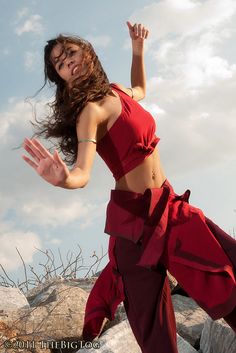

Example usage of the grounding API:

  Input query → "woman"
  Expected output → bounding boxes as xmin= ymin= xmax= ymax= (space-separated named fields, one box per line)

xmin=22 ymin=22 xmax=236 ymax=353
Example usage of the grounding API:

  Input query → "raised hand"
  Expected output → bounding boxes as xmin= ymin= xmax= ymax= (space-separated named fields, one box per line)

xmin=126 ymin=21 xmax=149 ymax=41
xmin=22 ymin=138 xmax=70 ymax=187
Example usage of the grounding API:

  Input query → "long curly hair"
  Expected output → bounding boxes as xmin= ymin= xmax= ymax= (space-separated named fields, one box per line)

xmin=31 ymin=34 xmax=112 ymax=165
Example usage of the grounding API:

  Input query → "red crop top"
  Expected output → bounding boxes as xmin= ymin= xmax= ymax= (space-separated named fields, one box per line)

xmin=96 ymin=83 xmax=160 ymax=181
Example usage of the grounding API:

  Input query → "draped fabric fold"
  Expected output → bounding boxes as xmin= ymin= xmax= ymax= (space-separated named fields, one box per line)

xmin=135 ymin=136 xmax=160 ymax=154
xmin=82 ymin=180 xmax=236 ymax=341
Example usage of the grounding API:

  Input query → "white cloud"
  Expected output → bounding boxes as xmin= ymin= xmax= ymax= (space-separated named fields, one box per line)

xmin=128 ymin=0 xmax=236 ymax=174
xmin=129 ymin=0 xmax=236 ymax=40
xmin=18 ymin=198 xmax=105 ymax=228
xmin=0 ymin=97 xmax=107 ymax=232
xmin=15 ymin=14 xmax=44 ymax=36
xmin=140 ymin=102 xmax=166 ymax=120
xmin=46 ymin=238 xmax=62 ymax=245
xmin=85 ymin=34 xmax=112 ymax=48
xmin=0 ymin=97 xmax=50 ymax=145
xmin=24 ymin=51 xmax=40 ymax=72
xmin=145 ymin=73 xmax=236 ymax=174
xmin=16 ymin=7 xmax=30 ymax=21
xmin=0 ymin=224 xmax=41 ymax=271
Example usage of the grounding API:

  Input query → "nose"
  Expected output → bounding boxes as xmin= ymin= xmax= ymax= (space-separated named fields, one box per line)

xmin=66 ymin=58 xmax=74 ymax=68
xmin=61 ymin=53 xmax=74 ymax=68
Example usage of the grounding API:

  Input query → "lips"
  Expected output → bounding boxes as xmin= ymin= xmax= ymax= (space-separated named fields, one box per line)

xmin=72 ymin=65 xmax=79 ymax=76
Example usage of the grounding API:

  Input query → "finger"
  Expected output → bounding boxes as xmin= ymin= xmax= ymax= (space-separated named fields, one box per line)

xmin=22 ymin=155 xmax=38 ymax=170
xmin=126 ymin=21 xmax=133 ymax=30
xmin=24 ymin=138 xmax=46 ymax=160
xmin=145 ymin=30 xmax=149 ymax=39
xmin=31 ymin=138 xmax=53 ymax=159
xmin=138 ymin=24 xmax=142 ymax=37
xmin=133 ymin=23 xmax=138 ymax=36
xmin=23 ymin=142 xmax=40 ymax=163
xmin=53 ymin=150 xmax=63 ymax=164
xmin=142 ymin=27 xmax=146 ymax=38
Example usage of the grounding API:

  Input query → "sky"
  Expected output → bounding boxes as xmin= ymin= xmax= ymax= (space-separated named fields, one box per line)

xmin=0 ymin=0 xmax=236 ymax=287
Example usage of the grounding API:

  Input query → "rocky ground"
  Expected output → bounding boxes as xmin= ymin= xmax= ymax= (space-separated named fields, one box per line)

xmin=0 ymin=273 xmax=235 ymax=353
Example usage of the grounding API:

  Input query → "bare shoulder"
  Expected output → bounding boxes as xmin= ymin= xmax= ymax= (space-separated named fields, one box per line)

xmin=77 ymin=100 xmax=108 ymax=127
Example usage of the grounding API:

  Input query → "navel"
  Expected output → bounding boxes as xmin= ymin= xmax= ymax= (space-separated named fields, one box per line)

xmin=152 ymin=170 xmax=156 ymax=180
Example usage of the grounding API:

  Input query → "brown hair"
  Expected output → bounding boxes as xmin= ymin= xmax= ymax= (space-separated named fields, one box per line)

xmin=31 ymin=34 xmax=112 ymax=165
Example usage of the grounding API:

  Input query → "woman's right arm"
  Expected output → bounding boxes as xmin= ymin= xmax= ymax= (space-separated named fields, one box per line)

xmin=62 ymin=103 xmax=102 ymax=189
xmin=22 ymin=103 xmax=103 ymax=189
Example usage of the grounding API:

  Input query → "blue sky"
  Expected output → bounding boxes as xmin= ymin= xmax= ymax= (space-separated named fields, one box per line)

xmin=1 ymin=0 xmax=236 ymax=286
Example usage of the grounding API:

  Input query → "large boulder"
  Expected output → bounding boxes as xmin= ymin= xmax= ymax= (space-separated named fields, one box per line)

xmin=200 ymin=316 xmax=236 ymax=353
xmin=0 ymin=279 xmax=88 ymax=353
xmin=0 ymin=286 xmax=29 ymax=310
xmin=80 ymin=319 xmax=141 ymax=353
xmin=25 ymin=277 xmax=97 ymax=302
xmin=0 ymin=286 xmax=33 ymax=353
xmin=177 ymin=334 xmax=198 ymax=353
xmin=78 ymin=319 xmax=198 ymax=353
xmin=24 ymin=282 xmax=88 ymax=339
xmin=172 ymin=294 xmax=208 ymax=348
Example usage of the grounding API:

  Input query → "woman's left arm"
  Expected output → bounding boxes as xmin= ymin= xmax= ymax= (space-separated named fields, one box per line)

xmin=127 ymin=21 xmax=149 ymax=101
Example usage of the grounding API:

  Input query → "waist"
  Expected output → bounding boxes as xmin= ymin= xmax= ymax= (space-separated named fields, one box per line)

xmin=115 ymin=147 xmax=166 ymax=193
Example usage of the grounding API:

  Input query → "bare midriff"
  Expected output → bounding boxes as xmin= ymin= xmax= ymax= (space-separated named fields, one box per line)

xmin=115 ymin=146 xmax=166 ymax=194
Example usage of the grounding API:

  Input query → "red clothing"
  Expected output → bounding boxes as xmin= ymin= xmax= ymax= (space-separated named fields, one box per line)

xmin=96 ymin=83 xmax=160 ymax=181
xmin=114 ymin=231 xmax=178 ymax=353
xmin=83 ymin=180 xmax=236 ymax=342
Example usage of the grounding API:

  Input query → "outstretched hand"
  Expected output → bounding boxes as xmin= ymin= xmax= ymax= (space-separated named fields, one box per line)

xmin=22 ymin=138 xmax=70 ymax=187
xmin=126 ymin=21 xmax=149 ymax=41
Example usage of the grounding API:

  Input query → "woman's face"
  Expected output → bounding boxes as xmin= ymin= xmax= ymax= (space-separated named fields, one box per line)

xmin=50 ymin=42 xmax=86 ymax=84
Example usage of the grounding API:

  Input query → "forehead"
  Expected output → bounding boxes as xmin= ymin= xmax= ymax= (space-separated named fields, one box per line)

xmin=50 ymin=42 xmax=80 ymax=63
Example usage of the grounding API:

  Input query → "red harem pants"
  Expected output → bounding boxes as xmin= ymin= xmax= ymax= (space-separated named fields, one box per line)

xmin=107 ymin=180 xmax=236 ymax=353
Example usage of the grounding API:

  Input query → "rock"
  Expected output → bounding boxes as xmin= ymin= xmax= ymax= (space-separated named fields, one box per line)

xmin=200 ymin=316 xmax=236 ymax=353
xmin=0 ymin=286 xmax=29 ymax=310
xmin=78 ymin=319 xmax=198 ymax=353
xmin=2 ymin=276 xmax=230 ymax=353
xmin=26 ymin=277 xmax=97 ymax=304
xmin=0 ymin=281 xmax=88 ymax=353
xmin=172 ymin=294 xmax=208 ymax=348
xmin=0 ymin=321 xmax=52 ymax=353
xmin=22 ymin=283 xmax=88 ymax=339
xmin=78 ymin=319 xmax=141 ymax=353
xmin=69 ymin=277 xmax=97 ymax=293
xmin=177 ymin=334 xmax=198 ymax=353
xmin=102 ymin=303 xmax=127 ymax=331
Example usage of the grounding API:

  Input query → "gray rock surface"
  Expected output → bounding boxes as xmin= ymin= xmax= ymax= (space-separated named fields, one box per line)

xmin=25 ymin=277 xmax=95 ymax=304
xmin=1 ymin=277 xmax=232 ymax=353
xmin=177 ymin=334 xmax=198 ymax=353
xmin=23 ymin=283 xmax=88 ymax=339
xmin=0 ymin=286 xmax=29 ymax=310
xmin=200 ymin=316 xmax=236 ymax=353
xmin=78 ymin=319 xmax=198 ymax=353
xmin=172 ymin=294 xmax=208 ymax=347
xmin=0 ymin=281 xmax=88 ymax=353
xmin=79 ymin=320 xmax=141 ymax=353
